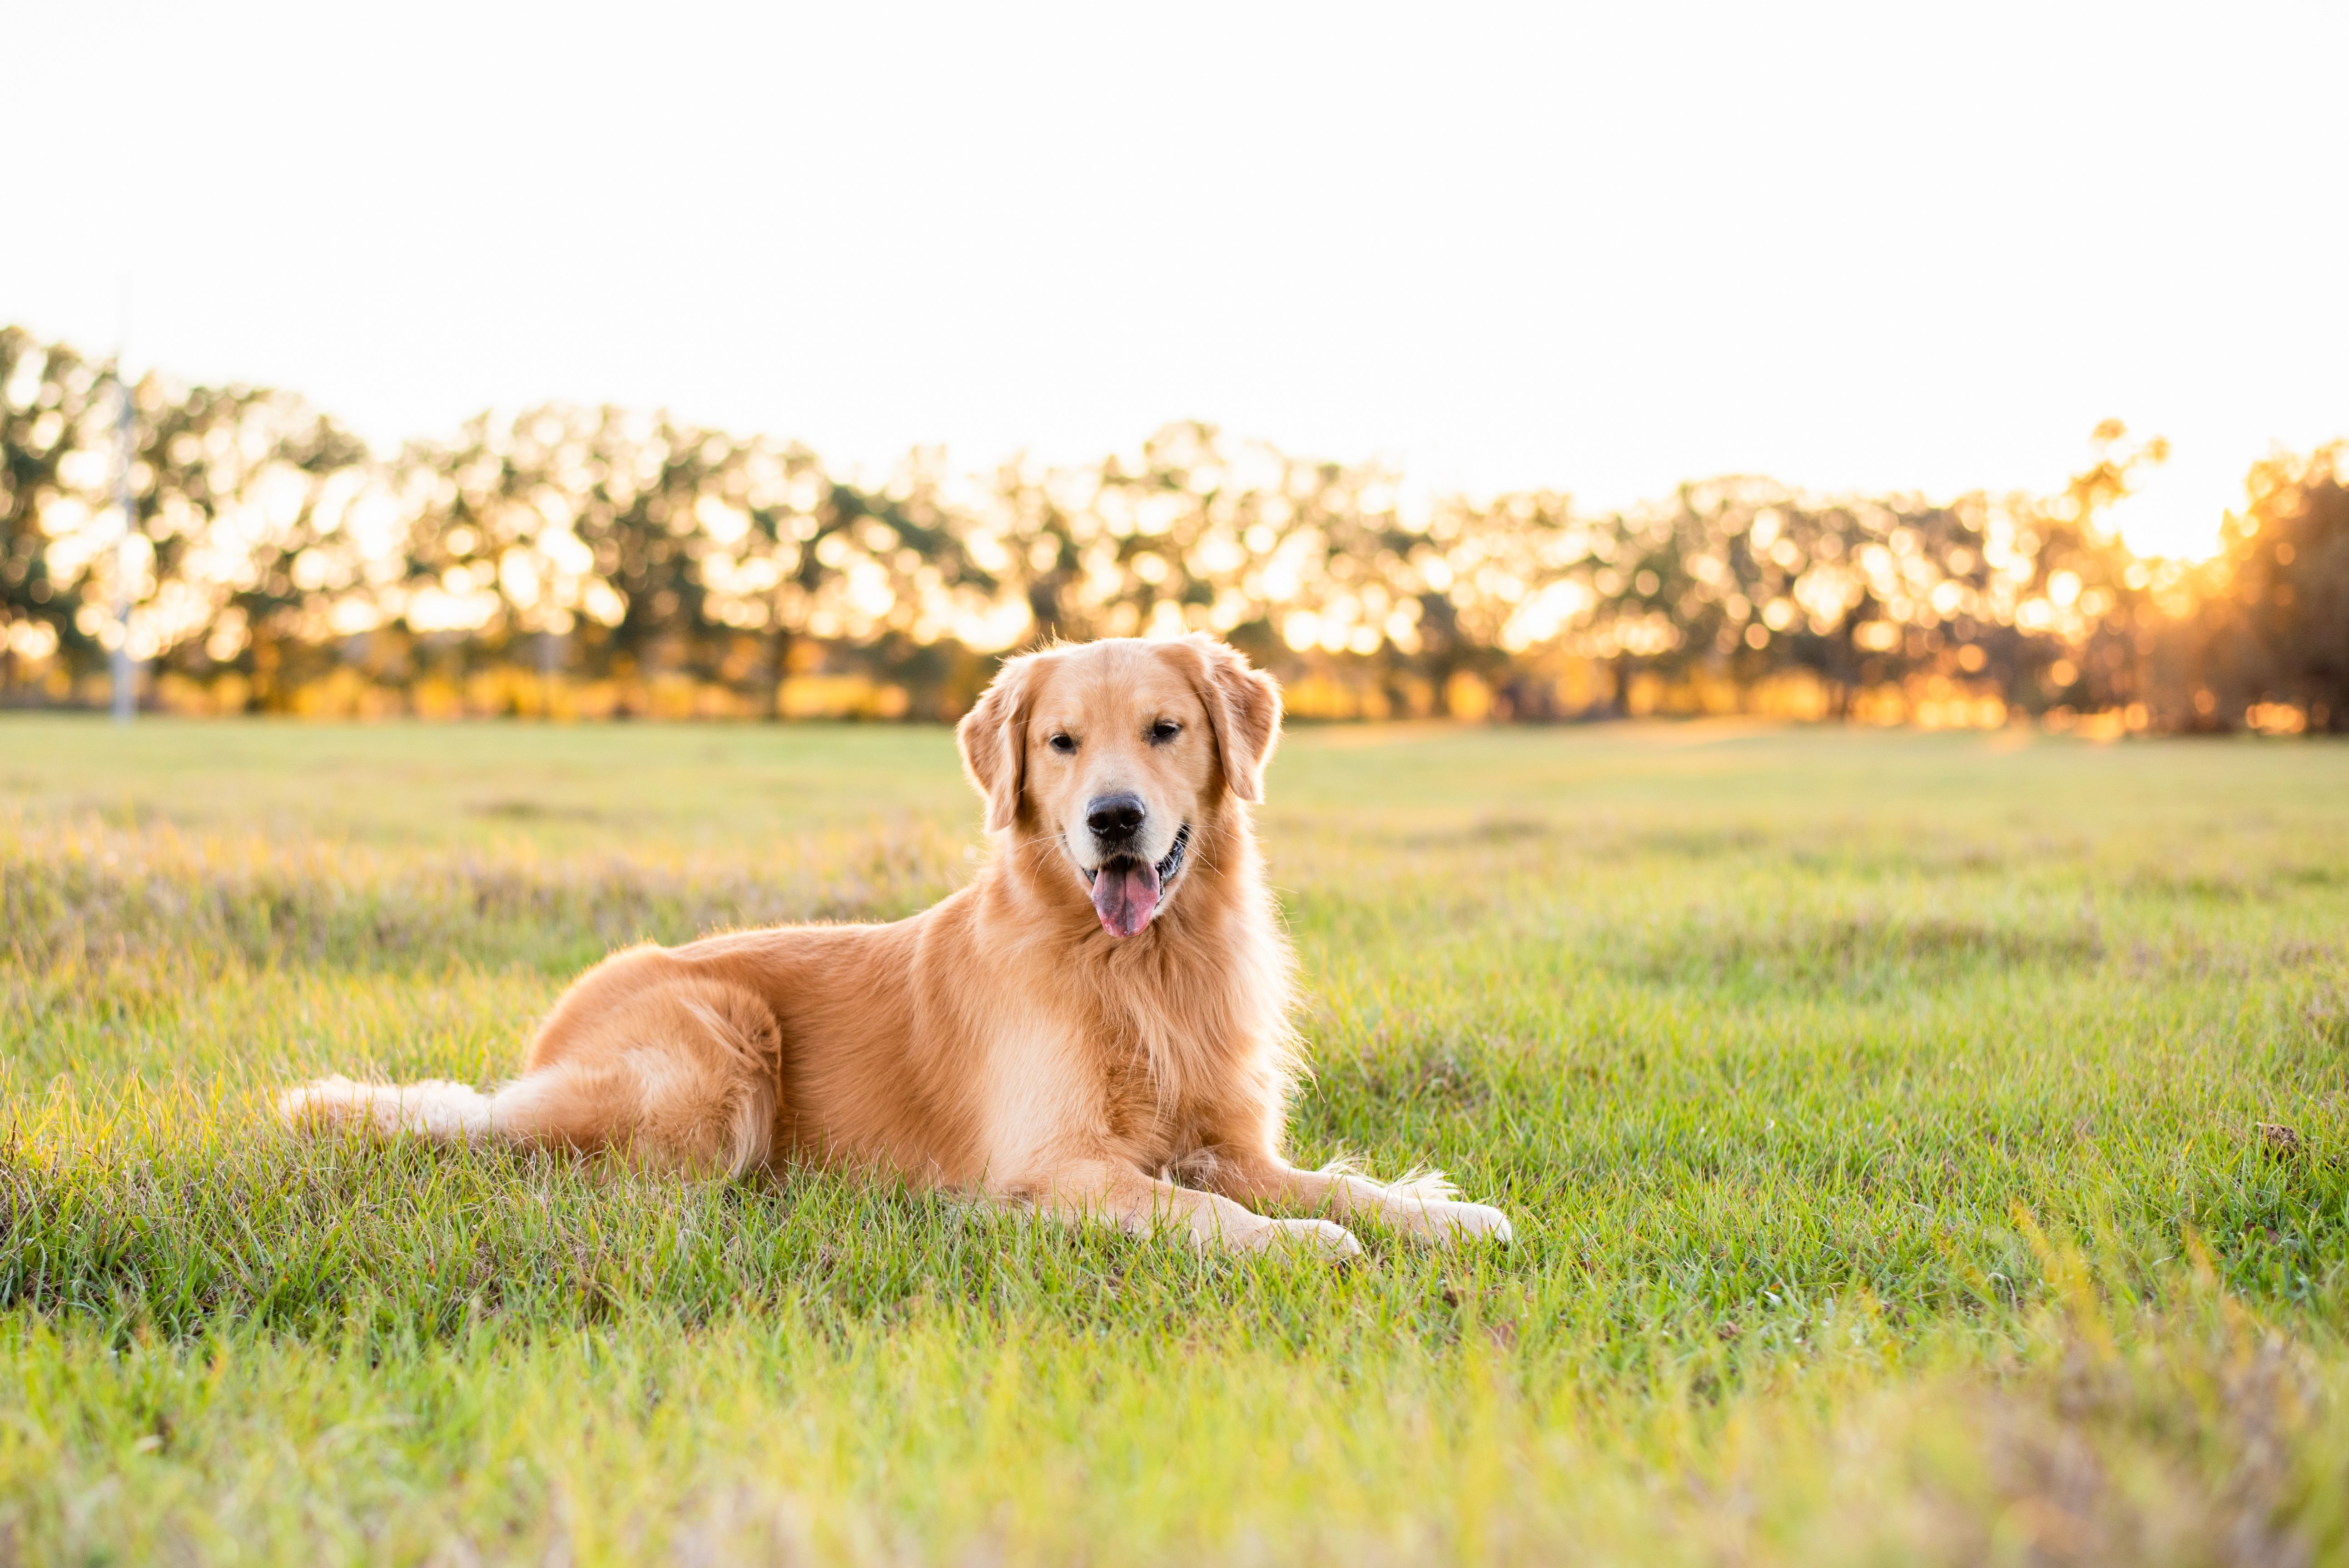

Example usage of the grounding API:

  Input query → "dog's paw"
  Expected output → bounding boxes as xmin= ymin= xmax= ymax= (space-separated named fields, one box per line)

xmin=1388 ymin=1199 xmax=1513 ymax=1247
xmin=1238 ymin=1217 xmax=1365 ymax=1261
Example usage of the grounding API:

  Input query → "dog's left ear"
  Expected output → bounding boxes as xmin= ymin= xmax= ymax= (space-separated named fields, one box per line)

xmin=1176 ymin=635 xmax=1282 ymax=804
xmin=958 ymin=654 xmax=1040 ymax=833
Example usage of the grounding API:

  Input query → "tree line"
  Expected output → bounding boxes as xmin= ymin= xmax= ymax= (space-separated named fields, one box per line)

xmin=3 ymin=325 xmax=2342 ymax=731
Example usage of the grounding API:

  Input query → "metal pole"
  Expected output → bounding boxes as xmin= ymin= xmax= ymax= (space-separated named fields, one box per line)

xmin=109 ymin=372 xmax=137 ymax=723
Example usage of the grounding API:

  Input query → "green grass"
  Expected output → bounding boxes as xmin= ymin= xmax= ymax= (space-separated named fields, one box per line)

xmin=4 ymin=715 xmax=2347 ymax=1565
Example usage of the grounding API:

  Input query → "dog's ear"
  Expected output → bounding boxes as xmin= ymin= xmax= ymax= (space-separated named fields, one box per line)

xmin=1178 ymin=635 xmax=1282 ymax=804
xmin=958 ymin=654 xmax=1039 ymax=833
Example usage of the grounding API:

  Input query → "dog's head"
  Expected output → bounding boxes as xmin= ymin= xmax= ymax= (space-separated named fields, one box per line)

xmin=957 ymin=635 xmax=1281 ymax=937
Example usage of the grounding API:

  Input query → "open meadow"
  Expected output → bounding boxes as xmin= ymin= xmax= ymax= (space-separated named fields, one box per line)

xmin=4 ymin=716 xmax=2348 ymax=1565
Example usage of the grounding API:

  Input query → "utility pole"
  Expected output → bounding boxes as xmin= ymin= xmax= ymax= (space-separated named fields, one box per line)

xmin=109 ymin=369 xmax=137 ymax=723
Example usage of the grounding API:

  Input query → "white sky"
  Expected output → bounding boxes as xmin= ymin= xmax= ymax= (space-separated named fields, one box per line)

xmin=9 ymin=1 xmax=2345 ymax=558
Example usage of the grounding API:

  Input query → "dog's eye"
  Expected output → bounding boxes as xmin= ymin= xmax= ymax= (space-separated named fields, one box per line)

xmin=1149 ymin=721 xmax=1181 ymax=744
xmin=1048 ymin=734 xmax=1078 ymax=755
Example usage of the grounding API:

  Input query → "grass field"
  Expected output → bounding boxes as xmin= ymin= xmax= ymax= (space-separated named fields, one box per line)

xmin=4 ymin=715 xmax=2347 ymax=1565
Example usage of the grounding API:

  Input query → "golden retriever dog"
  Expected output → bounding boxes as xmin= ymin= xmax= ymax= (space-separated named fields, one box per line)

xmin=280 ymin=635 xmax=1511 ymax=1256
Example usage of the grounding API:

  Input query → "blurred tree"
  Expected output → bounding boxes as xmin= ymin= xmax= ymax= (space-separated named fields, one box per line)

xmin=140 ymin=383 xmax=372 ymax=705
xmin=1 ymin=327 xmax=371 ymax=705
xmin=2192 ymin=444 xmax=2349 ymax=731
xmin=0 ymin=328 xmax=103 ymax=692
xmin=392 ymin=410 xmax=1004 ymax=715
xmin=4 ymin=326 xmax=2336 ymax=730
xmin=2003 ymin=421 xmax=2167 ymax=718
xmin=991 ymin=423 xmax=1288 ymax=645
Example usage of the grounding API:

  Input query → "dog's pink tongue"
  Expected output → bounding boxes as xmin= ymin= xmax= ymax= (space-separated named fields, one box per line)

xmin=1091 ymin=859 xmax=1161 ymax=937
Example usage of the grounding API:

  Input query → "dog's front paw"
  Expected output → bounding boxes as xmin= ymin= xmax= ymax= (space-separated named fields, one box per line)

xmin=1389 ymin=1199 xmax=1513 ymax=1247
xmin=1236 ymin=1216 xmax=1365 ymax=1261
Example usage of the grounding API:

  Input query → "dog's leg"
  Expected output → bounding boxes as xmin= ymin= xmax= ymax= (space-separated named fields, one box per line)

xmin=1013 ymin=1159 xmax=1363 ymax=1259
xmin=495 ymin=978 xmax=780 ymax=1175
xmin=1199 ymin=1153 xmax=1513 ymax=1246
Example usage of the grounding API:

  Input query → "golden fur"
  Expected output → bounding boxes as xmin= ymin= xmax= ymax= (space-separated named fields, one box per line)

xmin=280 ymin=636 xmax=1510 ymax=1254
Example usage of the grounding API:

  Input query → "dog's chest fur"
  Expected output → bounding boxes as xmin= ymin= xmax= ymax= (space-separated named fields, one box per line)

xmin=1073 ymin=925 xmax=1292 ymax=1167
xmin=960 ymin=925 xmax=1289 ymax=1190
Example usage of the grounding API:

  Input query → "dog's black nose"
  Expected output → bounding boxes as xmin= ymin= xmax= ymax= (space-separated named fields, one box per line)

xmin=1086 ymin=792 xmax=1147 ymax=842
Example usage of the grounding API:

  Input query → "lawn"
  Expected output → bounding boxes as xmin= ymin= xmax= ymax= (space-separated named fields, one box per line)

xmin=3 ymin=715 xmax=2346 ymax=1565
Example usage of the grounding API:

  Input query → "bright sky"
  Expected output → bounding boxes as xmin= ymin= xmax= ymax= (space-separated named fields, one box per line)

xmin=10 ymin=2 xmax=2345 ymax=558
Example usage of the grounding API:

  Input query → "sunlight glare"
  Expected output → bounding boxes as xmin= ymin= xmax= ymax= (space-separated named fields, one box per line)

xmin=2104 ymin=445 xmax=2243 ymax=561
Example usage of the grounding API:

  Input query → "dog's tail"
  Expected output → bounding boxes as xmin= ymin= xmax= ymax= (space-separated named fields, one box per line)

xmin=278 ymin=974 xmax=782 ymax=1175
xmin=276 ymin=1074 xmax=505 ymax=1145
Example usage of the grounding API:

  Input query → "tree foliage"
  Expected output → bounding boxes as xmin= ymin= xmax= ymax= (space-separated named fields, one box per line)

xmin=2 ymin=327 xmax=2338 ymax=729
